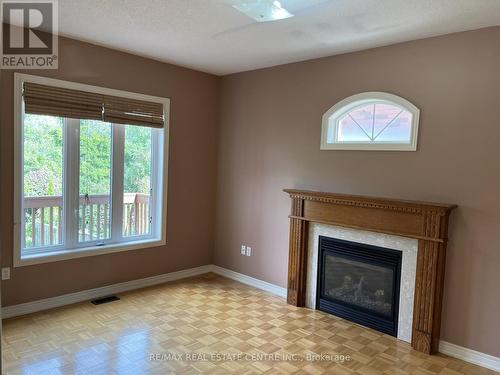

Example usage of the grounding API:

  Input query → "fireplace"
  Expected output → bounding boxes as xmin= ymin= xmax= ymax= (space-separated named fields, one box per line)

xmin=317 ymin=236 xmax=402 ymax=336
xmin=284 ymin=189 xmax=456 ymax=354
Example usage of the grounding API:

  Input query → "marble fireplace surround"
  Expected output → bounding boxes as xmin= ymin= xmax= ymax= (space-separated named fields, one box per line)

xmin=305 ymin=223 xmax=418 ymax=343
xmin=284 ymin=189 xmax=456 ymax=354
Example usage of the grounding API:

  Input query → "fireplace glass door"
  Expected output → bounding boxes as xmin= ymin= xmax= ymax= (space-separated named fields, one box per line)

xmin=317 ymin=236 xmax=402 ymax=336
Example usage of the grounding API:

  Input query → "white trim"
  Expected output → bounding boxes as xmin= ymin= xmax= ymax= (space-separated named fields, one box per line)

xmin=0 ymin=265 xmax=286 ymax=319
xmin=110 ymin=124 xmax=125 ymax=241
xmin=14 ymin=238 xmax=165 ymax=267
xmin=211 ymin=265 xmax=287 ymax=298
xmin=13 ymin=73 xmax=171 ymax=267
xmin=320 ymin=91 xmax=420 ymax=151
xmin=14 ymin=73 xmax=169 ymax=104
xmin=1 ymin=265 xmax=212 ymax=319
xmin=65 ymin=118 xmax=79 ymax=250
xmin=1 ymin=264 xmax=497 ymax=372
xmin=439 ymin=341 xmax=500 ymax=372
xmin=12 ymin=74 xmax=23 ymax=262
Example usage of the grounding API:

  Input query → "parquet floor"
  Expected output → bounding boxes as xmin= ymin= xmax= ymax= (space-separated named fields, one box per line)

xmin=2 ymin=273 xmax=496 ymax=374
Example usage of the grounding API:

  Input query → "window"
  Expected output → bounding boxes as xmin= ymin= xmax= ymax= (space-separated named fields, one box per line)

xmin=14 ymin=74 xmax=169 ymax=266
xmin=321 ymin=92 xmax=420 ymax=151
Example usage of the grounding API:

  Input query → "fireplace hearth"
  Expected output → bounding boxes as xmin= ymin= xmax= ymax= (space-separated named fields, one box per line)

xmin=317 ymin=236 xmax=402 ymax=336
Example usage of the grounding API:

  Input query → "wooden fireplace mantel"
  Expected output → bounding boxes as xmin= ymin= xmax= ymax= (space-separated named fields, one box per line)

xmin=284 ymin=189 xmax=456 ymax=354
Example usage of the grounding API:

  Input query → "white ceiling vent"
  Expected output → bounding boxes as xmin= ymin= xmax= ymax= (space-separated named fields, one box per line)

xmin=232 ymin=0 xmax=294 ymax=22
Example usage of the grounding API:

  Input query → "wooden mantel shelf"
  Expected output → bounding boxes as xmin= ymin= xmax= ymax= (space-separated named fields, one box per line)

xmin=284 ymin=189 xmax=456 ymax=355
xmin=284 ymin=189 xmax=456 ymax=213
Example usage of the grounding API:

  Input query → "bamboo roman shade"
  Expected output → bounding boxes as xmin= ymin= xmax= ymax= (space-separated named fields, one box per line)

xmin=23 ymin=82 xmax=164 ymax=128
xmin=102 ymin=95 xmax=164 ymax=127
xmin=23 ymin=82 xmax=103 ymax=121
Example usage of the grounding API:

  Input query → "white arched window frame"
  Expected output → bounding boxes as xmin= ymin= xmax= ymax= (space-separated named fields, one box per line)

xmin=321 ymin=92 xmax=420 ymax=151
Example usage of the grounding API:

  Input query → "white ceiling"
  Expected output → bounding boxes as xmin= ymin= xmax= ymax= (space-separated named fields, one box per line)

xmin=58 ymin=0 xmax=500 ymax=75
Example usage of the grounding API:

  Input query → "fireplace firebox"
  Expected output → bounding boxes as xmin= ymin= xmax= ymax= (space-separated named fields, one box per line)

xmin=317 ymin=236 xmax=402 ymax=336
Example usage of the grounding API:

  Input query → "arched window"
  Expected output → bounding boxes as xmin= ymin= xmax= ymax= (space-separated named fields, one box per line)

xmin=321 ymin=92 xmax=420 ymax=151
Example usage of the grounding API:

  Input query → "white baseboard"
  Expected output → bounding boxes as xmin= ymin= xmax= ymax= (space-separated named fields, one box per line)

xmin=1 ymin=264 xmax=286 ymax=319
xmin=439 ymin=340 xmax=500 ymax=372
xmin=1 ymin=264 xmax=212 ymax=319
xmin=211 ymin=265 xmax=287 ymax=298
xmin=2 ymin=264 xmax=497 ymax=372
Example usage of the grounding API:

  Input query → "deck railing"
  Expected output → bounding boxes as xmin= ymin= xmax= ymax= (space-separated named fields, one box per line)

xmin=123 ymin=193 xmax=150 ymax=237
xmin=24 ymin=196 xmax=63 ymax=248
xmin=24 ymin=193 xmax=150 ymax=248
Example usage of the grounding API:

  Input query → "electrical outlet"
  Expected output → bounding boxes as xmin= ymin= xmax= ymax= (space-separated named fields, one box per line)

xmin=246 ymin=246 xmax=252 ymax=256
xmin=241 ymin=245 xmax=246 ymax=255
xmin=2 ymin=267 xmax=10 ymax=280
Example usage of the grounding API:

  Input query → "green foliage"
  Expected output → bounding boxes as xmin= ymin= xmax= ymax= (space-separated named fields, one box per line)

xmin=23 ymin=115 xmax=63 ymax=197
xmin=79 ymin=120 xmax=112 ymax=195
xmin=24 ymin=115 xmax=152 ymax=198
xmin=124 ymin=125 xmax=152 ymax=194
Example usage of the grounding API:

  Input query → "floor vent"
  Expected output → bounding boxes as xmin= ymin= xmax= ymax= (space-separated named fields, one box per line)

xmin=91 ymin=295 xmax=120 ymax=305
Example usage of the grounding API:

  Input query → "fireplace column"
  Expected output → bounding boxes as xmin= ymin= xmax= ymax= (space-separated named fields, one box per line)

xmin=287 ymin=196 xmax=308 ymax=306
xmin=411 ymin=212 xmax=450 ymax=353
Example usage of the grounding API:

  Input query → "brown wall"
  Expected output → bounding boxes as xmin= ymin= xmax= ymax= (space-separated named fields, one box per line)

xmin=1 ymin=26 xmax=499 ymax=358
xmin=0 ymin=36 xmax=219 ymax=306
xmin=214 ymin=27 xmax=500 ymax=357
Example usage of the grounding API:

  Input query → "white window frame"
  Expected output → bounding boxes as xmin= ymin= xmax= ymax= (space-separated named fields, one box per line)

xmin=13 ymin=73 xmax=170 ymax=267
xmin=320 ymin=92 xmax=420 ymax=151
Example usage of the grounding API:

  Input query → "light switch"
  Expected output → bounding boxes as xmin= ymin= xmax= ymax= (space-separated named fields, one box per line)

xmin=2 ymin=267 xmax=11 ymax=280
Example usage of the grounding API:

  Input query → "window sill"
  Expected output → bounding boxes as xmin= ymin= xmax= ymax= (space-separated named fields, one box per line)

xmin=320 ymin=142 xmax=417 ymax=151
xmin=15 ymin=238 xmax=165 ymax=267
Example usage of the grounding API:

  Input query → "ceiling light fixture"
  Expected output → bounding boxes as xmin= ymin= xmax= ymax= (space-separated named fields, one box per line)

xmin=232 ymin=0 xmax=294 ymax=22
